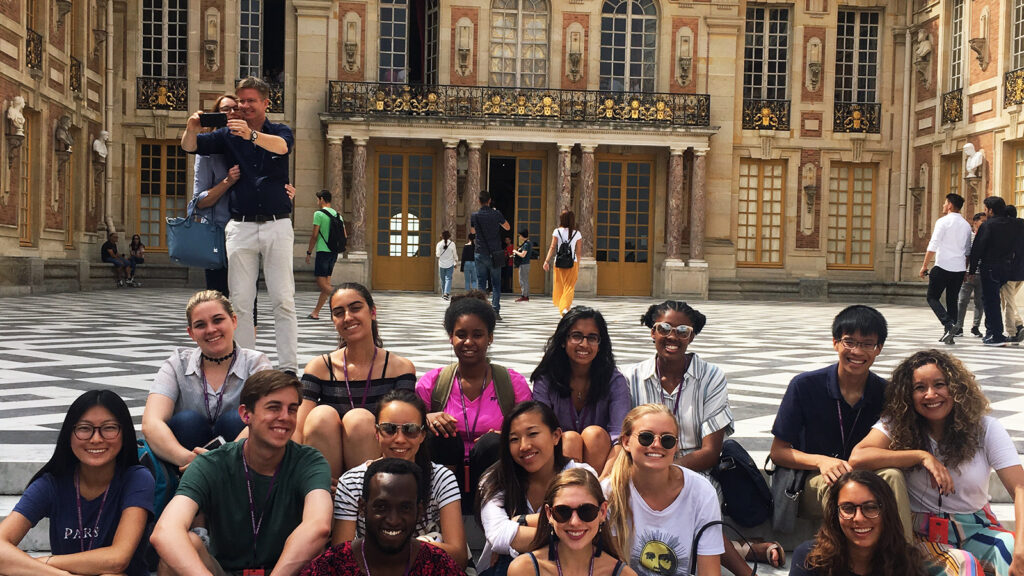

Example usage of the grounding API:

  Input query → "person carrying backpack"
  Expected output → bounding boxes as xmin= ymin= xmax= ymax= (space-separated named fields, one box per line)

xmin=542 ymin=210 xmax=582 ymax=316
xmin=306 ymin=190 xmax=347 ymax=320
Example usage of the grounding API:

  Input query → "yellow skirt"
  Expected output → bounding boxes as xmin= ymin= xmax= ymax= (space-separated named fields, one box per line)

xmin=552 ymin=261 xmax=579 ymax=314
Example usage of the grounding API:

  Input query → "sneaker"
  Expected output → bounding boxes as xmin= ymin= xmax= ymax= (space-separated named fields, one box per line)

xmin=983 ymin=335 xmax=1008 ymax=347
xmin=954 ymin=328 xmax=963 ymax=336
xmin=442 ymin=293 xmax=450 ymax=301
xmin=515 ymin=297 xmax=528 ymax=302
xmin=1015 ymin=326 xmax=1024 ymax=343
xmin=940 ymin=330 xmax=956 ymax=345
xmin=971 ymin=326 xmax=983 ymax=337
xmin=494 ymin=312 xmax=503 ymax=321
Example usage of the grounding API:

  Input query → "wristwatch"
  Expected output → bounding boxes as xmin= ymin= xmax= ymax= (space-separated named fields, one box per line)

xmin=249 ymin=130 xmax=259 ymax=143
xmin=306 ymin=250 xmax=312 ymax=256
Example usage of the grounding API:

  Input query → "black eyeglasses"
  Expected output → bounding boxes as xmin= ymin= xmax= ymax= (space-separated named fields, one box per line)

xmin=653 ymin=322 xmax=693 ymax=338
xmin=635 ymin=431 xmax=678 ymax=450
xmin=218 ymin=106 xmax=237 ymax=113
xmin=568 ymin=332 xmax=600 ymax=345
xmin=548 ymin=503 xmax=601 ymax=523
xmin=837 ymin=502 xmax=882 ymax=519
xmin=73 ymin=424 xmax=121 ymax=441
xmin=376 ymin=422 xmax=426 ymax=437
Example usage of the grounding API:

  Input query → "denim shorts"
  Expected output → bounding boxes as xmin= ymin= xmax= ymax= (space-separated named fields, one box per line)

xmin=314 ymin=251 xmax=338 ymax=277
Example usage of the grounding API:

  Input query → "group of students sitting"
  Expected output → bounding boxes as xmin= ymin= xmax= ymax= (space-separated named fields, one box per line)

xmin=0 ymin=285 xmax=1021 ymax=576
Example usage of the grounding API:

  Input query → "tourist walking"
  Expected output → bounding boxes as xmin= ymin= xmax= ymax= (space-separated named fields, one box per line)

xmin=513 ymin=228 xmax=532 ymax=302
xmin=305 ymin=190 xmax=346 ymax=320
xmin=436 ymin=230 xmax=458 ymax=300
xmin=953 ymin=211 xmax=987 ymax=338
xmin=919 ymin=193 xmax=972 ymax=344
xmin=461 ymin=234 xmax=478 ymax=290
xmin=470 ymin=191 xmax=511 ymax=319
xmin=543 ymin=211 xmax=581 ymax=316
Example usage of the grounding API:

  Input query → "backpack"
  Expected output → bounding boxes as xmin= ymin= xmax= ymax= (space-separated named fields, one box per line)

xmin=431 ymin=361 xmax=516 ymax=418
xmin=710 ymin=439 xmax=772 ymax=527
xmin=555 ymin=230 xmax=576 ymax=269
xmin=318 ymin=208 xmax=347 ymax=253
xmin=137 ymin=438 xmax=179 ymax=518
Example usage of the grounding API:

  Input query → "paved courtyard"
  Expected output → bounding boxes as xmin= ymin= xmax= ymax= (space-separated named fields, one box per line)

xmin=1 ymin=287 xmax=1022 ymax=457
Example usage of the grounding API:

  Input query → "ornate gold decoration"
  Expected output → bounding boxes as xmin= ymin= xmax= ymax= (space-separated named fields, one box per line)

xmin=833 ymin=102 xmax=881 ymax=134
xmin=1004 ymin=68 xmax=1024 ymax=107
xmin=942 ymin=89 xmax=963 ymax=124
xmin=741 ymin=99 xmax=791 ymax=130
xmin=26 ymin=29 xmax=43 ymax=71
xmin=70 ymin=57 xmax=82 ymax=94
xmin=136 ymin=77 xmax=189 ymax=111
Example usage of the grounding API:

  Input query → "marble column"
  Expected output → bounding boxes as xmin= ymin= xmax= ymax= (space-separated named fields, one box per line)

xmin=578 ymin=144 xmax=596 ymax=258
xmin=350 ymin=137 xmax=368 ymax=253
xmin=443 ymin=139 xmax=459 ymax=235
xmin=688 ymin=148 xmax=708 ymax=264
xmin=666 ymin=147 xmax=685 ymax=261
xmin=327 ymin=136 xmax=344 ymax=201
xmin=557 ymin=144 xmax=572 ymax=215
xmin=466 ymin=140 xmax=483 ymax=237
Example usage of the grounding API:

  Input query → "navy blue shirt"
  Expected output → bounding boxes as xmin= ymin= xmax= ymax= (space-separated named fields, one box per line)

xmin=471 ymin=205 xmax=508 ymax=254
xmin=789 ymin=540 xmax=865 ymax=576
xmin=771 ymin=363 xmax=886 ymax=461
xmin=192 ymin=119 xmax=294 ymax=218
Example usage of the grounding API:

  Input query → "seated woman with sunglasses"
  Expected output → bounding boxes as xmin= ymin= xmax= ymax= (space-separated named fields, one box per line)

xmin=532 ymin=307 xmax=630 ymax=474
xmin=604 ymin=404 xmax=722 ymax=576
xmin=850 ymin=350 xmax=1023 ymax=576
xmin=790 ymin=470 xmax=929 ymax=576
xmin=625 ymin=301 xmax=780 ymax=574
xmin=477 ymin=401 xmax=597 ymax=574
xmin=508 ymin=467 xmax=637 ymax=576
xmin=332 ymin=389 xmax=468 ymax=568
xmin=0 ymin=390 xmax=155 ymax=576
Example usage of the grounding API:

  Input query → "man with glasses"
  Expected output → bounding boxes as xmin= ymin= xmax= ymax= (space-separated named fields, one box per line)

xmin=181 ymin=76 xmax=299 ymax=374
xmin=768 ymin=305 xmax=914 ymax=540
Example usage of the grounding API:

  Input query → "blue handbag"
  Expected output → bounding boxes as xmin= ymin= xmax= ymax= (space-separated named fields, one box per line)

xmin=166 ymin=197 xmax=227 ymax=269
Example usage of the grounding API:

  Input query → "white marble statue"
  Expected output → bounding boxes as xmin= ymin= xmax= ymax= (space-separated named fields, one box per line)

xmin=963 ymin=143 xmax=985 ymax=178
xmin=7 ymin=96 xmax=25 ymax=137
xmin=92 ymin=130 xmax=109 ymax=162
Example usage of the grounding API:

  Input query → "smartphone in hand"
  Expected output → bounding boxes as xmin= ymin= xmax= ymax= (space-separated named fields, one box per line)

xmin=199 ymin=113 xmax=228 ymax=128
xmin=202 ymin=436 xmax=226 ymax=450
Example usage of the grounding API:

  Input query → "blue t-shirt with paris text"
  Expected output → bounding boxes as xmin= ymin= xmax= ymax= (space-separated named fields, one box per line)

xmin=13 ymin=465 xmax=155 ymax=576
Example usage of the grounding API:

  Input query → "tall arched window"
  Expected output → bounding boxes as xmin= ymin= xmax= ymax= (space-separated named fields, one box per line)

xmin=599 ymin=0 xmax=657 ymax=93
xmin=489 ymin=0 xmax=549 ymax=88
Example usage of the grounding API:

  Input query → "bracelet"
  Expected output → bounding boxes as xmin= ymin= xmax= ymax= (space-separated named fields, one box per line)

xmin=44 ymin=556 xmax=51 ymax=565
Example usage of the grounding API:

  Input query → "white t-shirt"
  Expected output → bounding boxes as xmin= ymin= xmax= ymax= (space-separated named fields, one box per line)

xmin=436 ymin=239 xmax=458 ymax=268
xmin=334 ymin=461 xmax=461 ymax=537
xmin=873 ymin=416 xmax=1020 ymax=514
xmin=601 ymin=465 xmax=724 ymax=576
xmin=553 ymin=227 xmax=581 ymax=263
xmin=926 ymin=212 xmax=972 ymax=272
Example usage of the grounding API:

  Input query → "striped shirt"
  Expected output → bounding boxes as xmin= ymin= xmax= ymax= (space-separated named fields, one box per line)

xmin=333 ymin=461 xmax=461 ymax=537
xmin=624 ymin=354 xmax=734 ymax=463
xmin=300 ymin=351 xmax=415 ymax=418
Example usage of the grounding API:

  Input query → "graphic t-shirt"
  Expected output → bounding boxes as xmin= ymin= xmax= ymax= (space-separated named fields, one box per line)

xmin=14 ymin=465 xmax=155 ymax=576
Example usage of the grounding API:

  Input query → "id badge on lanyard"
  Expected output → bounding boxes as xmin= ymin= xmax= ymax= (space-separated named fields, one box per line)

xmin=927 ymin=515 xmax=949 ymax=544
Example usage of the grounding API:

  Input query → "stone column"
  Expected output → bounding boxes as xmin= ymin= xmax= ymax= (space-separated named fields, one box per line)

xmin=667 ymin=147 xmax=685 ymax=261
xmin=688 ymin=148 xmax=708 ymax=265
xmin=577 ymin=144 xmax=596 ymax=258
xmin=443 ymin=139 xmax=459 ymax=235
xmin=466 ymin=140 xmax=483 ymax=236
xmin=327 ymin=136 xmax=343 ymax=201
xmin=557 ymin=143 xmax=572 ymax=214
xmin=350 ymin=137 xmax=368 ymax=253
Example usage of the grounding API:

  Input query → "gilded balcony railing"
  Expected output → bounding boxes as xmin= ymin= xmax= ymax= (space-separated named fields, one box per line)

xmin=1005 ymin=68 xmax=1024 ymax=107
xmin=26 ymin=28 xmax=42 ymax=71
xmin=236 ymin=78 xmax=285 ymax=114
xmin=942 ymin=88 xmax=963 ymax=124
xmin=70 ymin=57 xmax=82 ymax=94
xmin=136 ymin=77 xmax=188 ymax=111
xmin=833 ymin=102 xmax=881 ymax=134
xmin=326 ymin=82 xmax=711 ymax=127
xmin=741 ymin=99 xmax=791 ymax=130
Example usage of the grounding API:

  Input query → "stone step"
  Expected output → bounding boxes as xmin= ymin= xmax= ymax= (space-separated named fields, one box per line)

xmin=0 ymin=495 xmax=50 ymax=552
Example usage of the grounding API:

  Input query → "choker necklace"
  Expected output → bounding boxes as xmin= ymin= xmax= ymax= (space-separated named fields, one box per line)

xmin=202 ymin=344 xmax=237 ymax=364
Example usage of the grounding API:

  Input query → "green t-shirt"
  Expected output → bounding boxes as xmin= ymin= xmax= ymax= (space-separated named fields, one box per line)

xmin=176 ymin=440 xmax=330 ymax=571
xmin=313 ymin=207 xmax=341 ymax=253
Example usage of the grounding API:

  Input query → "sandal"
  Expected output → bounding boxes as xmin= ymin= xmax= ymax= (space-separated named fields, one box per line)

xmin=734 ymin=538 xmax=785 ymax=568
xmin=306 ymin=313 xmax=319 ymax=320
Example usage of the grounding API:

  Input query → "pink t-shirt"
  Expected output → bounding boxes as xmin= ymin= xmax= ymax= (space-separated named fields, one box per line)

xmin=416 ymin=366 xmax=532 ymax=458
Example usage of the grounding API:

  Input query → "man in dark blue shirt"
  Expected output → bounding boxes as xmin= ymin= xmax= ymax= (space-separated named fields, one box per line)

xmin=180 ymin=76 xmax=298 ymax=373
xmin=469 ymin=190 xmax=510 ymax=319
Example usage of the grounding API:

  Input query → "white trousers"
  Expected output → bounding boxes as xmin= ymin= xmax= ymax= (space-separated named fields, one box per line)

xmin=225 ymin=218 xmax=298 ymax=372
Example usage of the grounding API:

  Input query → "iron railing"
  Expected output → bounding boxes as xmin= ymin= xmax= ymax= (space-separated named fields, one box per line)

xmin=70 ymin=56 xmax=82 ymax=94
xmin=1005 ymin=67 xmax=1024 ymax=107
xmin=235 ymin=78 xmax=285 ymax=114
xmin=942 ymin=88 xmax=963 ymax=124
xmin=26 ymin=28 xmax=42 ymax=71
xmin=833 ymin=102 xmax=881 ymax=134
xmin=136 ymin=77 xmax=188 ymax=111
xmin=326 ymin=82 xmax=711 ymax=127
xmin=741 ymin=99 xmax=791 ymax=130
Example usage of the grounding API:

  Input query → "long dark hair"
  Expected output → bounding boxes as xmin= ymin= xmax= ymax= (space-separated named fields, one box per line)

xmin=527 ymin=467 xmax=620 ymax=559
xmin=805 ymin=470 xmax=928 ymax=576
xmin=559 ymin=211 xmax=576 ymax=239
xmin=376 ymin=389 xmax=433 ymax=506
xmin=531 ymin=307 xmax=616 ymax=409
xmin=332 ymin=282 xmax=383 ymax=348
xmin=476 ymin=401 xmax=567 ymax=523
xmin=29 ymin=390 xmax=139 ymax=487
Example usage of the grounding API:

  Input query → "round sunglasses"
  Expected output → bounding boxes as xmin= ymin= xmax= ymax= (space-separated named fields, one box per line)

xmin=548 ymin=503 xmax=601 ymax=523
xmin=634 ymin=431 xmax=678 ymax=450
xmin=376 ymin=422 xmax=426 ymax=437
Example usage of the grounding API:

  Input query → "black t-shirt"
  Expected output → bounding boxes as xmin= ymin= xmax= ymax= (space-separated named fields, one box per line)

xmin=101 ymin=241 xmax=117 ymax=260
xmin=471 ymin=206 xmax=507 ymax=254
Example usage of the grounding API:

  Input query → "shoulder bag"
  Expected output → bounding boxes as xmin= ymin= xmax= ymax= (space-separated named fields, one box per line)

xmin=166 ymin=196 xmax=227 ymax=269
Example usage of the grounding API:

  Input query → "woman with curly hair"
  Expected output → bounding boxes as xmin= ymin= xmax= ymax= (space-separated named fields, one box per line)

xmin=850 ymin=349 xmax=1024 ymax=576
xmin=790 ymin=470 xmax=929 ymax=576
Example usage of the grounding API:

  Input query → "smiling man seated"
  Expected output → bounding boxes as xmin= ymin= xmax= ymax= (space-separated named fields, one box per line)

xmin=300 ymin=458 xmax=464 ymax=576
xmin=151 ymin=370 xmax=333 ymax=576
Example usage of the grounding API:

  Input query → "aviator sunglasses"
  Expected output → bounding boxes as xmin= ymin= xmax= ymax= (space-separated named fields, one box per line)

xmin=653 ymin=322 xmax=693 ymax=338
xmin=548 ymin=503 xmax=601 ymax=523
xmin=376 ymin=422 xmax=426 ymax=437
xmin=634 ymin=431 xmax=678 ymax=450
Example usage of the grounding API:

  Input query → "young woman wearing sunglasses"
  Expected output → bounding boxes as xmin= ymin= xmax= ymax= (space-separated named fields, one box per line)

xmin=625 ymin=302 xmax=780 ymax=573
xmin=604 ymin=404 xmax=722 ymax=576
xmin=531 ymin=307 xmax=631 ymax=474
xmin=331 ymin=389 xmax=467 ymax=567
xmin=477 ymin=401 xmax=597 ymax=574
xmin=790 ymin=470 xmax=929 ymax=576
xmin=508 ymin=467 xmax=636 ymax=576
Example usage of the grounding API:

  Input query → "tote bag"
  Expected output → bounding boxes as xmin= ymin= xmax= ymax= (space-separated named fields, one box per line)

xmin=166 ymin=197 xmax=227 ymax=269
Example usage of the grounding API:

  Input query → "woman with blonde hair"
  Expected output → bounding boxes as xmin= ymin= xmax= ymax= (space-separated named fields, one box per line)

xmin=142 ymin=290 xmax=271 ymax=470
xmin=542 ymin=210 xmax=581 ymax=315
xmin=603 ymin=404 xmax=723 ymax=576
xmin=850 ymin=349 xmax=1024 ymax=576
